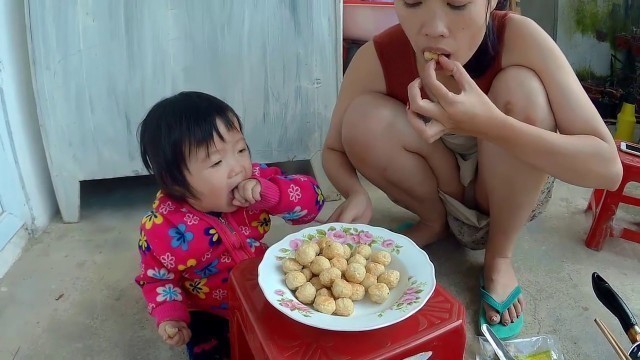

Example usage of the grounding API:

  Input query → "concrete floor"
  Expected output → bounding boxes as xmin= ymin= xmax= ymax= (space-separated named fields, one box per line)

xmin=1 ymin=175 xmax=640 ymax=360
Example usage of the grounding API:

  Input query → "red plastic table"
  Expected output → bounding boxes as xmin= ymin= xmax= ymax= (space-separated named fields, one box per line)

xmin=229 ymin=258 xmax=466 ymax=360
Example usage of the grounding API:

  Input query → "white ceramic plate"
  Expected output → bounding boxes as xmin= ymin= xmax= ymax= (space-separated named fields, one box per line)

xmin=257 ymin=223 xmax=436 ymax=331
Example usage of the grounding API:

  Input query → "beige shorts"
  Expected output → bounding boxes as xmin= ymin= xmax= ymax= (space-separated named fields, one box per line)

xmin=438 ymin=134 xmax=555 ymax=250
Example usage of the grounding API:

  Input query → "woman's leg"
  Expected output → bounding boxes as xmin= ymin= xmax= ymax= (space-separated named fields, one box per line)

xmin=475 ymin=66 xmax=556 ymax=325
xmin=341 ymin=93 xmax=464 ymax=246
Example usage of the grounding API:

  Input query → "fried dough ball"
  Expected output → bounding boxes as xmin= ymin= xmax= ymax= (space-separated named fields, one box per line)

xmin=317 ymin=237 xmax=331 ymax=251
xmin=378 ymin=270 xmax=400 ymax=289
xmin=322 ymin=241 xmax=344 ymax=260
xmin=316 ymin=288 xmax=333 ymax=298
xmin=295 ymin=244 xmax=316 ymax=266
xmin=366 ymin=262 xmax=385 ymax=277
xmin=285 ymin=271 xmax=306 ymax=290
xmin=331 ymin=279 xmax=353 ymax=299
xmin=335 ymin=298 xmax=355 ymax=316
xmin=349 ymin=283 xmax=365 ymax=301
xmin=313 ymin=295 xmax=336 ymax=314
xmin=330 ymin=257 xmax=348 ymax=273
xmin=371 ymin=251 xmax=391 ymax=266
xmin=282 ymin=258 xmax=303 ymax=273
xmin=309 ymin=276 xmax=324 ymax=290
xmin=342 ymin=244 xmax=352 ymax=259
xmin=319 ymin=267 xmax=342 ymax=287
xmin=345 ymin=263 xmax=366 ymax=283
xmin=355 ymin=244 xmax=372 ymax=259
xmin=310 ymin=256 xmax=331 ymax=275
xmin=295 ymin=282 xmax=317 ymax=304
xmin=360 ymin=273 xmax=378 ymax=289
xmin=301 ymin=268 xmax=313 ymax=281
xmin=368 ymin=283 xmax=390 ymax=304
xmin=347 ymin=254 xmax=367 ymax=267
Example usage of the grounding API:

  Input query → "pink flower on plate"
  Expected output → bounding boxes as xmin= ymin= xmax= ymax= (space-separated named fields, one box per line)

xmin=295 ymin=303 xmax=310 ymax=311
xmin=328 ymin=230 xmax=346 ymax=242
xmin=274 ymin=289 xmax=285 ymax=296
xmin=381 ymin=239 xmax=395 ymax=249
xmin=401 ymin=294 xmax=418 ymax=304
xmin=405 ymin=287 xmax=418 ymax=294
xmin=281 ymin=299 xmax=296 ymax=310
xmin=358 ymin=231 xmax=374 ymax=245
xmin=289 ymin=239 xmax=303 ymax=250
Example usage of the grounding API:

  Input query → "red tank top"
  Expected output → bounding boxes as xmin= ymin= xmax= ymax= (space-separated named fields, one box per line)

xmin=373 ymin=11 xmax=511 ymax=104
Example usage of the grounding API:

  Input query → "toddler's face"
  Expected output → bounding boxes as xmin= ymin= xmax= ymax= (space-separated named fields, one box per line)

xmin=184 ymin=119 xmax=252 ymax=213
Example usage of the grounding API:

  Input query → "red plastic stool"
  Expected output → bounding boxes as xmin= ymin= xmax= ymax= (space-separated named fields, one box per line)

xmin=585 ymin=141 xmax=640 ymax=251
xmin=229 ymin=258 xmax=466 ymax=360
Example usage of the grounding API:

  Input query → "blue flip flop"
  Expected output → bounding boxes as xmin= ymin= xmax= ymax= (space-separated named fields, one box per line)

xmin=479 ymin=278 xmax=523 ymax=340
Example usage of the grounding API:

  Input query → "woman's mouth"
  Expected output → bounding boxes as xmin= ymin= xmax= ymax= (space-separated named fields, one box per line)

xmin=423 ymin=50 xmax=451 ymax=62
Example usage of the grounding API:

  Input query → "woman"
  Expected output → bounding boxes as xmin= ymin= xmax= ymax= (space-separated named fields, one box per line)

xmin=321 ymin=0 xmax=622 ymax=339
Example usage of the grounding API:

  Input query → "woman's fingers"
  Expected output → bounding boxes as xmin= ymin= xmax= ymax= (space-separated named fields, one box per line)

xmin=438 ymin=56 xmax=475 ymax=92
xmin=406 ymin=108 xmax=446 ymax=143
xmin=407 ymin=78 xmax=445 ymax=120
xmin=422 ymin=60 xmax=455 ymax=104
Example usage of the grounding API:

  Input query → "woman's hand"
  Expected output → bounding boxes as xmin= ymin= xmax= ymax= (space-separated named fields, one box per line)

xmin=407 ymin=56 xmax=503 ymax=143
xmin=327 ymin=190 xmax=373 ymax=224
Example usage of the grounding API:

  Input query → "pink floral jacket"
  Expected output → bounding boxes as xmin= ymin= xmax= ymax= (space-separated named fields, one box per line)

xmin=135 ymin=163 xmax=325 ymax=326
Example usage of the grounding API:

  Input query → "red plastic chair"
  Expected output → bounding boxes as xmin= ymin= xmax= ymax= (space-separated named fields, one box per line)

xmin=229 ymin=257 xmax=467 ymax=360
xmin=585 ymin=141 xmax=640 ymax=250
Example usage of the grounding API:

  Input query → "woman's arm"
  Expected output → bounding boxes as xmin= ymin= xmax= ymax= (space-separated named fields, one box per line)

xmin=484 ymin=15 xmax=622 ymax=190
xmin=322 ymin=42 xmax=387 ymax=198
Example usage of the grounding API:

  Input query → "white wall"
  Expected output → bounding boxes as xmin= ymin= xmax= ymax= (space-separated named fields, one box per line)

xmin=556 ymin=0 xmax=612 ymax=76
xmin=0 ymin=0 xmax=57 ymax=234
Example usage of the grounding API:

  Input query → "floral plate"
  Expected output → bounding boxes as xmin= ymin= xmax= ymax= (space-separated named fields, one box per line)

xmin=257 ymin=222 xmax=436 ymax=331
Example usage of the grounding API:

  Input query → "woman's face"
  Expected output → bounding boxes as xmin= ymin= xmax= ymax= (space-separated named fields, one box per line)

xmin=394 ymin=0 xmax=497 ymax=68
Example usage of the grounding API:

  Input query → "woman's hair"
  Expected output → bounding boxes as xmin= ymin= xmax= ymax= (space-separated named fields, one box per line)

xmin=463 ymin=0 xmax=515 ymax=78
xmin=138 ymin=91 xmax=243 ymax=200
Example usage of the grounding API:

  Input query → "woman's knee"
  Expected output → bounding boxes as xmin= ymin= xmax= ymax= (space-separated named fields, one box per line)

xmin=488 ymin=66 xmax=556 ymax=131
xmin=341 ymin=93 xmax=403 ymax=147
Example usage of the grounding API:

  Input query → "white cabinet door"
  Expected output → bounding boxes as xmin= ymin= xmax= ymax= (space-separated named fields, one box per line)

xmin=26 ymin=0 xmax=342 ymax=223
xmin=0 ymin=91 xmax=25 ymax=250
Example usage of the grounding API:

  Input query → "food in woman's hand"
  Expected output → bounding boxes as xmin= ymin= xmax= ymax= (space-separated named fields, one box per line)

xmin=281 ymin=239 xmax=400 ymax=316
xmin=424 ymin=51 xmax=438 ymax=61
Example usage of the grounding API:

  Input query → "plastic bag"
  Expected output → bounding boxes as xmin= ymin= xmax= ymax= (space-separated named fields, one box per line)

xmin=476 ymin=335 xmax=564 ymax=360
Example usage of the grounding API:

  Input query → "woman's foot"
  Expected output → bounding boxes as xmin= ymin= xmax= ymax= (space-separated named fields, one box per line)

xmin=483 ymin=257 xmax=524 ymax=326
xmin=400 ymin=220 xmax=446 ymax=248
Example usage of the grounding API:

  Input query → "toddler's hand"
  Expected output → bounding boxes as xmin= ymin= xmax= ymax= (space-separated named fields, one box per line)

xmin=158 ymin=320 xmax=191 ymax=347
xmin=233 ymin=179 xmax=261 ymax=207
